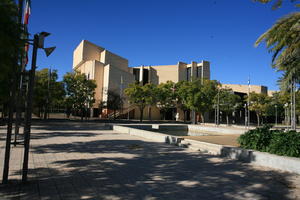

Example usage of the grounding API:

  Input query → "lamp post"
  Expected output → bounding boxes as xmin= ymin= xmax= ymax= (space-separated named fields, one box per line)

xmin=217 ymin=89 xmax=220 ymax=125
xmin=244 ymin=104 xmax=247 ymax=129
xmin=284 ymin=103 xmax=289 ymax=129
xmin=275 ymin=105 xmax=278 ymax=127
xmin=21 ymin=32 xmax=55 ymax=182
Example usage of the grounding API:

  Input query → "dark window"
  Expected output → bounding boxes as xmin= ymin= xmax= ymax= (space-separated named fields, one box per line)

xmin=143 ymin=69 xmax=149 ymax=85
xmin=196 ymin=66 xmax=202 ymax=78
xmin=133 ymin=68 xmax=140 ymax=82
xmin=186 ymin=67 xmax=191 ymax=81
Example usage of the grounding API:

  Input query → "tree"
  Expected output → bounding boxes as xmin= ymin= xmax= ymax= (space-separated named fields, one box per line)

xmin=104 ymin=90 xmax=124 ymax=120
xmin=63 ymin=71 xmax=96 ymax=121
xmin=125 ymin=83 xmax=156 ymax=122
xmin=33 ymin=68 xmax=65 ymax=119
xmin=156 ymin=81 xmax=176 ymax=120
xmin=0 ymin=0 xmax=24 ymax=118
xmin=254 ymin=0 xmax=299 ymax=10
xmin=186 ymin=79 xmax=219 ymax=123
xmin=175 ymin=81 xmax=191 ymax=122
xmin=213 ymin=88 xmax=241 ymax=125
xmin=248 ymin=92 xmax=271 ymax=126
xmin=255 ymin=12 xmax=300 ymax=87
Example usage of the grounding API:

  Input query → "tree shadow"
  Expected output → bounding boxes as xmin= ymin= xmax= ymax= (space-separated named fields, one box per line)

xmin=1 ymin=137 xmax=297 ymax=200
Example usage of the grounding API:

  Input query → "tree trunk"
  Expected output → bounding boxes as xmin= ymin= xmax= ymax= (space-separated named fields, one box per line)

xmin=256 ymin=113 xmax=260 ymax=127
xmin=226 ymin=114 xmax=229 ymax=126
xmin=81 ymin=108 xmax=84 ymax=121
xmin=139 ymin=107 xmax=144 ymax=122
xmin=113 ymin=109 xmax=116 ymax=120
xmin=183 ymin=110 xmax=186 ymax=122
xmin=43 ymin=105 xmax=47 ymax=120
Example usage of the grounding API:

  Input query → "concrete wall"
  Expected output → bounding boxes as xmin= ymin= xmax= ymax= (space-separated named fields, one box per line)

xmin=73 ymin=40 xmax=104 ymax=70
xmin=149 ymin=65 xmax=179 ymax=84
xmin=101 ymin=50 xmax=129 ymax=72
xmin=94 ymin=61 xmax=105 ymax=105
xmin=73 ymin=41 xmax=84 ymax=69
xmin=178 ymin=62 xmax=187 ymax=81
xmin=222 ymin=84 xmax=268 ymax=95
xmin=133 ymin=106 xmax=161 ymax=120
xmin=187 ymin=125 xmax=246 ymax=135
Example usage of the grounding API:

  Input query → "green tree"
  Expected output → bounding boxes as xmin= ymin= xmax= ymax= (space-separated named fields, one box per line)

xmin=248 ymin=92 xmax=271 ymax=126
xmin=156 ymin=81 xmax=176 ymax=120
xmin=186 ymin=79 xmax=219 ymax=123
xmin=0 ymin=0 xmax=24 ymax=117
xmin=104 ymin=90 xmax=124 ymax=120
xmin=34 ymin=68 xmax=65 ymax=119
xmin=175 ymin=81 xmax=191 ymax=122
xmin=254 ymin=0 xmax=299 ymax=10
xmin=214 ymin=88 xmax=241 ymax=125
xmin=63 ymin=71 xmax=96 ymax=121
xmin=125 ymin=83 xmax=156 ymax=122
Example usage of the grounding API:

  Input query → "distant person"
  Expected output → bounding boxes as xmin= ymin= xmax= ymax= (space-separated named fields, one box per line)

xmin=175 ymin=112 xmax=179 ymax=121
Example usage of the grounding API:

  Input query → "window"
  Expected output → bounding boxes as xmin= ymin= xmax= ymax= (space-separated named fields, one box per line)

xmin=186 ymin=67 xmax=191 ymax=81
xmin=143 ymin=69 xmax=149 ymax=85
xmin=133 ymin=68 xmax=140 ymax=82
xmin=196 ymin=66 xmax=202 ymax=78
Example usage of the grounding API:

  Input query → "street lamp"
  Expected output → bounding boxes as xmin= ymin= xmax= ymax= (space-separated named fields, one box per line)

xmin=284 ymin=103 xmax=289 ymax=128
xmin=275 ymin=105 xmax=278 ymax=127
xmin=217 ymin=89 xmax=220 ymax=125
xmin=21 ymin=32 xmax=55 ymax=182
xmin=245 ymin=103 xmax=247 ymax=128
xmin=2 ymin=32 xmax=55 ymax=184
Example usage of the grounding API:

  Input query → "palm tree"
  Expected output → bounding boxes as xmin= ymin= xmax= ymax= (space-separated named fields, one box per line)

xmin=255 ymin=12 xmax=300 ymax=87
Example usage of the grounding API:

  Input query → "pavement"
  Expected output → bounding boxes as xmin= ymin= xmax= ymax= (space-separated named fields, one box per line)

xmin=0 ymin=121 xmax=299 ymax=200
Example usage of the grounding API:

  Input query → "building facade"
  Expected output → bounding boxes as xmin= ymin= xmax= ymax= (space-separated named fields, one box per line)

xmin=73 ymin=40 xmax=210 ymax=119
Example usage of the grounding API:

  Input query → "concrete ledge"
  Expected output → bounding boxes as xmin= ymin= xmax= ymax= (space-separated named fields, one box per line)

xmin=113 ymin=125 xmax=300 ymax=174
xmin=188 ymin=125 xmax=246 ymax=135
xmin=113 ymin=125 xmax=183 ymax=145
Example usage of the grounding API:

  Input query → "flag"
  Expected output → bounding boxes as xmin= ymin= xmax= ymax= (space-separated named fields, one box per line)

xmin=23 ymin=0 xmax=31 ymax=25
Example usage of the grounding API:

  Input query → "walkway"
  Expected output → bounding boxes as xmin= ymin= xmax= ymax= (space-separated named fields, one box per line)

xmin=0 ymin=122 xmax=299 ymax=200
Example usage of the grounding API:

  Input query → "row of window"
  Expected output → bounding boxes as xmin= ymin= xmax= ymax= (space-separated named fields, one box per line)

xmin=186 ymin=66 xmax=203 ymax=81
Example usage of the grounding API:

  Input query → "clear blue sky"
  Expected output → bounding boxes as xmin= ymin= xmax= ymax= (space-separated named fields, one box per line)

xmin=27 ymin=0 xmax=298 ymax=90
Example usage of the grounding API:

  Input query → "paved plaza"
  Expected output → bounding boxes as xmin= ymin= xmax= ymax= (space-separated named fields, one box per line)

xmin=0 ymin=121 xmax=299 ymax=200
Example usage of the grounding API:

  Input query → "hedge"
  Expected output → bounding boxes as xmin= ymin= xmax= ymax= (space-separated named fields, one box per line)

xmin=238 ymin=125 xmax=300 ymax=158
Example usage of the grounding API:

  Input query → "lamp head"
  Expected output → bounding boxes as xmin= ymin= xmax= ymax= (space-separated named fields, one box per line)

xmin=38 ymin=32 xmax=51 ymax=48
xmin=40 ymin=32 xmax=51 ymax=38
xmin=44 ymin=46 xmax=56 ymax=57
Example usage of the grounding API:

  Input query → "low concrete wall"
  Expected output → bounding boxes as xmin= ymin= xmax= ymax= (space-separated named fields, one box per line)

xmin=187 ymin=125 xmax=246 ymax=135
xmin=113 ymin=125 xmax=300 ymax=174
xmin=113 ymin=125 xmax=182 ymax=145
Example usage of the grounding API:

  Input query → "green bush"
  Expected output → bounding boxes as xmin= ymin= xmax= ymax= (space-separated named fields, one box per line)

xmin=238 ymin=125 xmax=273 ymax=151
xmin=268 ymin=131 xmax=300 ymax=157
xmin=238 ymin=126 xmax=300 ymax=158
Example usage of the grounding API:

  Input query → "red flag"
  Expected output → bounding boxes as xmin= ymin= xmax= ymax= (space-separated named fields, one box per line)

xmin=23 ymin=0 xmax=31 ymax=25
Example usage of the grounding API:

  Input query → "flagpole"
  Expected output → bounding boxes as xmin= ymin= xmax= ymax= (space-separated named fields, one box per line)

xmin=247 ymin=76 xmax=250 ymax=128
xmin=14 ymin=0 xmax=25 ymax=146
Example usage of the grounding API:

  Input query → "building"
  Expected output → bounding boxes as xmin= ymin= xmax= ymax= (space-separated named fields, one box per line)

xmin=73 ymin=40 xmax=210 ymax=119
xmin=221 ymin=84 xmax=268 ymax=95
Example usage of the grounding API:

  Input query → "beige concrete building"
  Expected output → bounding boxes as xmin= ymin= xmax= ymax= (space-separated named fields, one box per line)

xmin=73 ymin=40 xmax=210 ymax=119
xmin=222 ymin=84 xmax=268 ymax=95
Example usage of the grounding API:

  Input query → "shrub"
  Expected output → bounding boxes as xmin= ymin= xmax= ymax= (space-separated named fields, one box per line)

xmin=238 ymin=126 xmax=300 ymax=158
xmin=238 ymin=125 xmax=273 ymax=151
xmin=268 ymin=131 xmax=300 ymax=157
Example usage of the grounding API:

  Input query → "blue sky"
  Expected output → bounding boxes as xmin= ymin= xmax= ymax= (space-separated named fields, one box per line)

xmin=27 ymin=0 xmax=298 ymax=90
